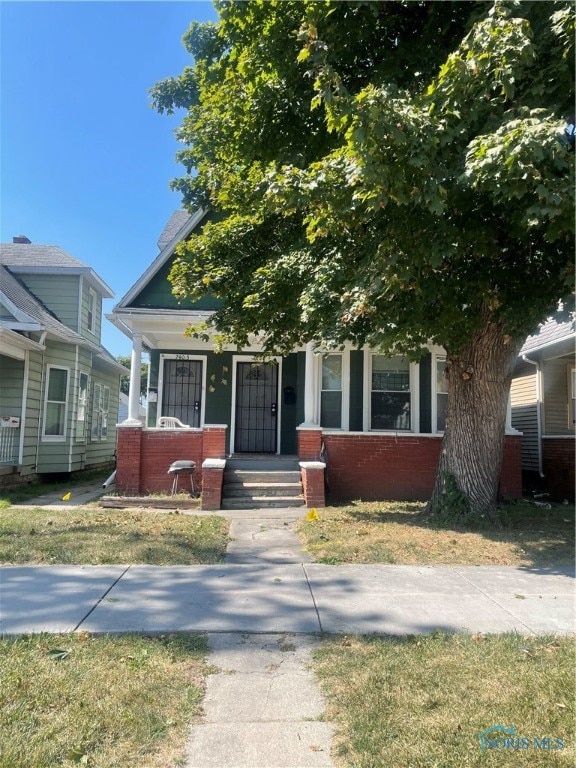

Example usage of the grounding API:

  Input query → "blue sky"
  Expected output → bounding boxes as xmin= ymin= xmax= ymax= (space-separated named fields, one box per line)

xmin=0 ymin=0 xmax=218 ymax=356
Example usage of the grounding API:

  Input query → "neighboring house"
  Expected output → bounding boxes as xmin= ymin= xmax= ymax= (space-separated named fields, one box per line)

xmin=118 ymin=392 xmax=146 ymax=423
xmin=111 ymin=211 xmax=522 ymax=508
xmin=0 ymin=237 xmax=126 ymax=486
xmin=511 ymin=307 xmax=575 ymax=501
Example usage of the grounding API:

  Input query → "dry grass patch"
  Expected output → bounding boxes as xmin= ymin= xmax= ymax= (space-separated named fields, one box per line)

xmin=313 ymin=633 xmax=575 ymax=768
xmin=0 ymin=632 xmax=209 ymax=768
xmin=299 ymin=501 xmax=575 ymax=566
xmin=0 ymin=508 xmax=229 ymax=565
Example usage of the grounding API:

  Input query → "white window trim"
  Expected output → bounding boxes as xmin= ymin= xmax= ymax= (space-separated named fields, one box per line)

xmin=42 ymin=365 xmax=70 ymax=442
xmin=87 ymin=288 xmax=97 ymax=334
xmin=230 ymin=355 xmax=282 ymax=455
xmin=157 ymin=353 xmax=207 ymax=428
xmin=75 ymin=371 xmax=90 ymax=442
xmin=569 ymin=366 xmax=576 ymax=430
xmin=432 ymin=351 xmax=448 ymax=434
xmin=91 ymin=382 xmax=102 ymax=442
xmin=363 ymin=351 xmax=420 ymax=433
xmin=101 ymin=385 xmax=110 ymax=440
xmin=317 ymin=350 xmax=350 ymax=430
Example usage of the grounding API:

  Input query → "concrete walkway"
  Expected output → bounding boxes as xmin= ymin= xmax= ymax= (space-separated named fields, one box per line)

xmin=1 ymin=482 xmax=574 ymax=768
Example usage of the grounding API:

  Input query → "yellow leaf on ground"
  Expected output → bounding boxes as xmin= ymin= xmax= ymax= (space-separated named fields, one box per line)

xmin=306 ymin=508 xmax=319 ymax=522
xmin=62 ymin=492 xmax=72 ymax=501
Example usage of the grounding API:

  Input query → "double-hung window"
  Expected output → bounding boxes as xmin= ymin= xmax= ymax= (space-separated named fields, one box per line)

xmin=43 ymin=366 xmax=69 ymax=439
xmin=320 ymin=354 xmax=343 ymax=428
xmin=87 ymin=289 xmax=97 ymax=334
xmin=570 ymin=368 xmax=576 ymax=428
xmin=76 ymin=372 xmax=89 ymax=440
xmin=370 ymin=355 xmax=411 ymax=430
xmin=435 ymin=357 xmax=448 ymax=432
xmin=91 ymin=383 xmax=110 ymax=440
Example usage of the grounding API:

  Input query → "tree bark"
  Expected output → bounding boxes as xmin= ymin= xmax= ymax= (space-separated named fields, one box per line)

xmin=428 ymin=316 xmax=524 ymax=522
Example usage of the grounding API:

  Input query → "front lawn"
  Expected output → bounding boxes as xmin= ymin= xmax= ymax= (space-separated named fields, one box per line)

xmin=0 ymin=633 xmax=209 ymax=768
xmin=313 ymin=632 xmax=575 ymax=768
xmin=0 ymin=508 xmax=229 ymax=565
xmin=299 ymin=501 xmax=575 ymax=566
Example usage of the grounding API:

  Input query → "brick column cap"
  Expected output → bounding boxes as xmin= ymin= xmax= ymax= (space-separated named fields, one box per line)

xmin=204 ymin=424 xmax=228 ymax=430
xmin=299 ymin=461 xmax=326 ymax=469
xmin=203 ymin=458 xmax=226 ymax=469
xmin=117 ymin=421 xmax=143 ymax=429
xmin=296 ymin=425 xmax=323 ymax=431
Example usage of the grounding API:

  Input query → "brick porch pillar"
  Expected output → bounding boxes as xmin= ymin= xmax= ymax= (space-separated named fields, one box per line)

xmin=116 ymin=425 xmax=142 ymax=494
xmin=201 ymin=458 xmax=226 ymax=510
xmin=299 ymin=461 xmax=326 ymax=508
xmin=297 ymin=426 xmax=323 ymax=461
xmin=203 ymin=425 xmax=227 ymax=460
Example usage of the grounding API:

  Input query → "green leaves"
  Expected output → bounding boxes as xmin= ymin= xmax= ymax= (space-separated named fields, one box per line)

xmin=153 ymin=0 xmax=574 ymax=355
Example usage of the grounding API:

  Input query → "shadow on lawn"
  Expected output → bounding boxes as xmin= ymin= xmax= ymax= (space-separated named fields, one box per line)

xmin=338 ymin=499 xmax=575 ymax=573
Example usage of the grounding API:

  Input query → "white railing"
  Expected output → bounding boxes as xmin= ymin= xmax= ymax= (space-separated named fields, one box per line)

xmin=0 ymin=417 xmax=20 ymax=465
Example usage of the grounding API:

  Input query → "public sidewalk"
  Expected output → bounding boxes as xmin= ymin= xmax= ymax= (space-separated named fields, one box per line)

xmin=0 ymin=562 xmax=573 ymax=636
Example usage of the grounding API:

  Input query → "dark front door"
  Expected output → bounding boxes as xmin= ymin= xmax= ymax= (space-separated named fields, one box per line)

xmin=161 ymin=359 xmax=203 ymax=427
xmin=234 ymin=362 xmax=278 ymax=453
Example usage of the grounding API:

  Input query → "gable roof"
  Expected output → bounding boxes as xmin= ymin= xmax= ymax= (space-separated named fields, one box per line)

xmin=157 ymin=210 xmax=193 ymax=251
xmin=0 ymin=265 xmax=125 ymax=372
xmin=0 ymin=243 xmax=114 ymax=298
xmin=520 ymin=309 xmax=575 ymax=356
xmin=114 ymin=208 xmax=206 ymax=310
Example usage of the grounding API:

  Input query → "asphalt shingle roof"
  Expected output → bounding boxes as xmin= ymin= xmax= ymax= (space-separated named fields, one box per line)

xmin=520 ymin=311 xmax=575 ymax=355
xmin=157 ymin=210 xmax=193 ymax=251
xmin=0 ymin=243 xmax=88 ymax=269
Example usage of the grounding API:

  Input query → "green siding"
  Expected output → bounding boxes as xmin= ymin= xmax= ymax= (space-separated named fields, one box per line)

xmin=22 ymin=351 xmax=43 ymax=473
xmin=14 ymin=274 xmax=80 ymax=331
xmin=280 ymin=354 xmax=298 ymax=454
xmin=131 ymin=260 xmax=223 ymax=310
xmin=419 ymin=353 xmax=432 ymax=433
xmin=0 ymin=355 xmax=25 ymax=415
xmin=349 ymin=350 xmax=364 ymax=431
xmin=85 ymin=364 xmax=120 ymax=469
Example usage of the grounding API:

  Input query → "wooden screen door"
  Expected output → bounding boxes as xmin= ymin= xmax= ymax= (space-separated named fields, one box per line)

xmin=234 ymin=362 xmax=278 ymax=453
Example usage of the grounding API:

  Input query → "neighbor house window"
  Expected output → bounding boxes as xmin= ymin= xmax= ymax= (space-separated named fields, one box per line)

xmin=43 ymin=366 xmax=69 ymax=439
xmin=91 ymin=384 xmax=110 ymax=441
xmin=87 ymin=289 xmax=96 ymax=333
xmin=436 ymin=357 xmax=448 ymax=432
xmin=76 ymin=372 xmax=89 ymax=440
xmin=370 ymin=355 xmax=411 ymax=430
xmin=320 ymin=354 xmax=343 ymax=428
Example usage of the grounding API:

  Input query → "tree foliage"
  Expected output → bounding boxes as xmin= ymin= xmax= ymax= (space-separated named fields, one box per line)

xmin=152 ymin=0 xmax=574 ymax=357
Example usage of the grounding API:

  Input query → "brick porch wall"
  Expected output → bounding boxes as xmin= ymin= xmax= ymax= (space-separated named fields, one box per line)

xmin=542 ymin=438 xmax=575 ymax=501
xmin=320 ymin=433 xmax=523 ymax=502
xmin=116 ymin=425 xmax=228 ymax=496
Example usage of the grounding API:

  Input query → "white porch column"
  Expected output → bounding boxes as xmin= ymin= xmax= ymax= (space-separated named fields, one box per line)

xmin=126 ymin=333 xmax=143 ymax=424
xmin=303 ymin=341 xmax=317 ymax=425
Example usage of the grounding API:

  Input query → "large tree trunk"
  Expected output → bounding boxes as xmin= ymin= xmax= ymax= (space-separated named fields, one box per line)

xmin=428 ymin=317 xmax=524 ymax=522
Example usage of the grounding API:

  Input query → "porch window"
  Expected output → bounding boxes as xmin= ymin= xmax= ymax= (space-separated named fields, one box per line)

xmin=436 ymin=357 xmax=448 ymax=432
xmin=320 ymin=354 xmax=342 ymax=428
xmin=370 ymin=355 xmax=410 ymax=430
xmin=76 ymin=372 xmax=88 ymax=440
xmin=43 ymin=366 xmax=69 ymax=439
xmin=101 ymin=386 xmax=110 ymax=439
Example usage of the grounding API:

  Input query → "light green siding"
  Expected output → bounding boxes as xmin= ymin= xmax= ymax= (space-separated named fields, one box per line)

xmin=13 ymin=274 xmax=80 ymax=331
xmin=85 ymin=364 xmax=119 ymax=469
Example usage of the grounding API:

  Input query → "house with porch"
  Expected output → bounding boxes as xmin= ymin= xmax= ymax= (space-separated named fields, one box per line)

xmin=0 ymin=238 xmax=125 ymax=487
xmin=510 ymin=307 xmax=575 ymax=501
xmin=111 ymin=211 xmax=522 ymax=509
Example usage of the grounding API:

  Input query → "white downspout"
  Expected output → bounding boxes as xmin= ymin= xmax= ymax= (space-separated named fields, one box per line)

xmin=522 ymin=354 xmax=544 ymax=477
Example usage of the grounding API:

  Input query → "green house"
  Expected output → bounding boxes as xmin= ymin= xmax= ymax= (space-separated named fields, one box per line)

xmin=111 ymin=211 xmax=523 ymax=508
xmin=0 ymin=237 xmax=125 ymax=487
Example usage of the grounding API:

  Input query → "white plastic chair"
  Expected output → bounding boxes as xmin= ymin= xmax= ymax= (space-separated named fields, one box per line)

xmin=157 ymin=416 xmax=190 ymax=429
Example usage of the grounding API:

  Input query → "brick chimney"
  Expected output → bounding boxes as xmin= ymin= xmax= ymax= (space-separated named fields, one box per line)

xmin=12 ymin=235 xmax=31 ymax=244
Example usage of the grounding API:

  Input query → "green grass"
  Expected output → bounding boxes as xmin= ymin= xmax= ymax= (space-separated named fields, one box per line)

xmin=0 ymin=469 xmax=109 ymax=506
xmin=313 ymin=633 xmax=575 ymax=767
xmin=0 ymin=508 xmax=229 ymax=564
xmin=299 ymin=500 xmax=575 ymax=567
xmin=0 ymin=632 xmax=209 ymax=768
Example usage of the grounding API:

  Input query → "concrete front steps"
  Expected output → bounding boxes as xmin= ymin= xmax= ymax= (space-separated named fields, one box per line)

xmin=222 ymin=456 xmax=305 ymax=510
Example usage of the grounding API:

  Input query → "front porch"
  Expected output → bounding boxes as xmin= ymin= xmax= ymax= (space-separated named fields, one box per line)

xmin=115 ymin=421 xmax=522 ymax=510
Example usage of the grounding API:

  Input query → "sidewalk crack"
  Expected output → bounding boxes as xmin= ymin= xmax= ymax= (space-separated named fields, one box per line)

xmin=453 ymin=568 xmax=535 ymax=634
xmin=302 ymin=564 xmax=323 ymax=633
xmin=73 ymin=565 xmax=131 ymax=632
